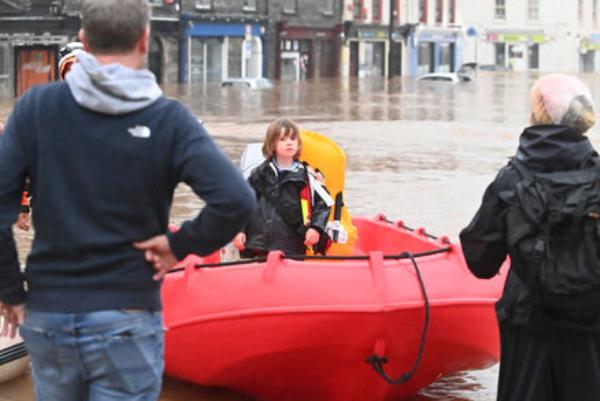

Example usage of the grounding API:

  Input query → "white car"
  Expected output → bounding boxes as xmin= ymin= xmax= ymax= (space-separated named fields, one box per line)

xmin=221 ymin=78 xmax=273 ymax=89
xmin=415 ymin=72 xmax=471 ymax=83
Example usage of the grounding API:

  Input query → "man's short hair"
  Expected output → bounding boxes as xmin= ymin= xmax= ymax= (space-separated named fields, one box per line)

xmin=81 ymin=0 xmax=150 ymax=54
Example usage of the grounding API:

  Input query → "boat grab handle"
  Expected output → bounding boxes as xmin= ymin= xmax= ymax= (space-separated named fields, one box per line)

xmin=366 ymin=252 xmax=430 ymax=385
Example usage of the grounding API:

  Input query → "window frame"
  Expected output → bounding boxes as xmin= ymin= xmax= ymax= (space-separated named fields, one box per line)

xmin=527 ymin=0 xmax=539 ymax=21
xmin=283 ymin=0 xmax=297 ymax=14
xmin=195 ymin=0 xmax=212 ymax=10
xmin=243 ymin=0 xmax=257 ymax=12
xmin=419 ymin=0 xmax=428 ymax=24
xmin=494 ymin=0 xmax=506 ymax=20
xmin=435 ymin=0 xmax=443 ymax=24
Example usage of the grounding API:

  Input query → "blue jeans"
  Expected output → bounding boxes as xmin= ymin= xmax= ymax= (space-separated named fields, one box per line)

xmin=19 ymin=309 xmax=164 ymax=401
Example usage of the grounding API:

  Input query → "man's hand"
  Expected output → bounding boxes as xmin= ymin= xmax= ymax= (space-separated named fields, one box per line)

xmin=304 ymin=228 xmax=320 ymax=247
xmin=0 ymin=303 xmax=25 ymax=339
xmin=233 ymin=232 xmax=246 ymax=251
xmin=15 ymin=213 xmax=30 ymax=231
xmin=133 ymin=235 xmax=178 ymax=281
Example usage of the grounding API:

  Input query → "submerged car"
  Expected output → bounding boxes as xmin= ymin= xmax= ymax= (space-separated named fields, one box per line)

xmin=221 ymin=78 xmax=273 ymax=89
xmin=415 ymin=72 xmax=472 ymax=83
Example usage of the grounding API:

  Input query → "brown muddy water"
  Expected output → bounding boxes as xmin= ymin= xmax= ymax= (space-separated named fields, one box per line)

xmin=3 ymin=71 xmax=600 ymax=400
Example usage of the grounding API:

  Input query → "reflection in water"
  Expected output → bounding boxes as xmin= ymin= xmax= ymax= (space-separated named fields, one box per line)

xmin=4 ymin=72 xmax=600 ymax=400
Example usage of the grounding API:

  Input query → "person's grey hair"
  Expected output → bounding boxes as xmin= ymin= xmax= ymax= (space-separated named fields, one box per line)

xmin=81 ymin=0 xmax=150 ymax=54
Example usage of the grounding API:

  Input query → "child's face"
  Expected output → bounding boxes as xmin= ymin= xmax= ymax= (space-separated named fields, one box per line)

xmin=275 ymin=130 xmax=299 ymax=160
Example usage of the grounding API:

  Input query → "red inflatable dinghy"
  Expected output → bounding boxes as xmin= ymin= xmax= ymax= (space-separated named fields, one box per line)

xmin=162 ymin=215 xmax=506 ymax=401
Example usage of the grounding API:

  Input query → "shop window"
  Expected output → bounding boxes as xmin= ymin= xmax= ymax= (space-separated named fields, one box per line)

xmin=372 ymin=0 xmax=381 ymax=20
xmin=495 ymin=43 xmax=506 ymax=67
xmin=353 ymin=0 xmax=363 ymax=19
xmin=195 ymin=0 xmax=211 ymax=10
xmin=495 ymin=0 xmax=506 ymax=20
xmin=417 ymin=42 xmax=434 ymax=75
xmin=283 ymin=0 xmax=297 ymax=14
xmin=419 ymin=0 xmax=427 ymax=23
xmin=322 ymin=0 xmax=334 ymax=15
xmin=528 ymin=44 xmax=539 ymax=69
xmin=528 ymin=0 xmax=539 ymax=20
xmin=447 ymin=0 xmax=455 ymax=24
xmin=435 ymin=0 xmax=443 ymax=23
xmin=243 ymin=0 xmax=256 ymax=12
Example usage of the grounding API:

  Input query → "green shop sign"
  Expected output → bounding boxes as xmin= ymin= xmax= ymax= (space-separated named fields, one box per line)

xmin=487 ymin=33 xmax=546 ymax=43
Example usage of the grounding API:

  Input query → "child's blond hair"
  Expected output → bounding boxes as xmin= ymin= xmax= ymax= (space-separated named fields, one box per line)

xmin=262 ymin=118 xmax=303 ymax=159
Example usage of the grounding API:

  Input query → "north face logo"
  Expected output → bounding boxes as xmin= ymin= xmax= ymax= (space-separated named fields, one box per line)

xmin=128 ymin=125 xmax=151 ymax=138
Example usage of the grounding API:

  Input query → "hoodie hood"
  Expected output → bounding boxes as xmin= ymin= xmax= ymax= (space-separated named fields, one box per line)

xmin=515 ymin=125 xmax=597 ymax=170
xmin=65 ymin=51 xmax=162 ymax=115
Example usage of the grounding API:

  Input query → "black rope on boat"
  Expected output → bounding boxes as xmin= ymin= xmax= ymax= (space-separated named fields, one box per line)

xmin=164 ymin=247 xmax=452 ymax=273
xmin=0 ymin=342 xmax=28 ymax=365
xmin=366 ymin=251 xmax=430 ymax=385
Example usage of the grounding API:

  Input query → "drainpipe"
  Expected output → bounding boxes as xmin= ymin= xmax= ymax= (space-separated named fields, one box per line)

xmin=388 ymin=0 xmax=395 ymax=77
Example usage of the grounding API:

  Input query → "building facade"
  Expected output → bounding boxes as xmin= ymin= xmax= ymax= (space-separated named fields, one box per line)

xmin=268 ymin=0 xmax=343 ymax=81
xmin=460 ymin=0 xmax=600 ymax=72
xmin=178 ymin=0 xmax=268 ymax=83
xmin=0 ymin=0 xmax=80 ymax=97
xmin=405 ymin=0 xmax=463 ymax=76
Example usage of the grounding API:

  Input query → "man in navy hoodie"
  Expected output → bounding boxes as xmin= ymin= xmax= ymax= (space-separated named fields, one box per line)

xmin=0 ymin=0 xmax=255 ymax=400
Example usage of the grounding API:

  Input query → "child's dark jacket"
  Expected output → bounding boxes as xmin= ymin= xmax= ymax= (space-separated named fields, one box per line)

xmin=243 ymin=160 xmax=331 ymax=255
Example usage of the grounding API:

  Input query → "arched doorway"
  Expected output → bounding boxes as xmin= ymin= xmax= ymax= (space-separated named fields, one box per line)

xmin=148 ymin=36 xmax=163 ymax=84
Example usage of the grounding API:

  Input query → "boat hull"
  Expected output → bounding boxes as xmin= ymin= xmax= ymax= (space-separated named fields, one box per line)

xmin=162 ymin=217 xmax=506 ymax=401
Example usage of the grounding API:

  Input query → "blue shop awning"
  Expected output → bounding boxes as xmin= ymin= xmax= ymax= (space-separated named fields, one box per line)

xmin=188 ymin=23 xmax=263 ymax=37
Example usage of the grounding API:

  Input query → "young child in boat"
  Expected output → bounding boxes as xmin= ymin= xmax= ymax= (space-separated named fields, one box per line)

xmin=233 ymin=118 xmax=332 ymax=257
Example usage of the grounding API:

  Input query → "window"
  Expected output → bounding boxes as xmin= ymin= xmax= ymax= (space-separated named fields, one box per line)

xmin=527 ymin=0 xmax=539 ymax=20
xmin=435 ymin=0 xmax=443 ymax=23
xmin=322 ymin=0 xmax=334 ymax=15
xmin=419 ymin=0 xmax=427 ymax=23
xmin=195 ymin=0 xmax=211 ymax=10
xmin=372 ymin=0 xmax=381 ymax=20
xmin=447 ymin=0 xmax=455 ymax=24
xmin=147 ymin=0 xmax=162 ymax=6
xmin=495 ymin=0 xmax=506 ymax=20
xmin=353 ymin=0 xmax=363 ymax=19
xmin=243 ymin=0 xmax=256 ymax=11
xmin=283 ymin=0 xmax=297 ymax=14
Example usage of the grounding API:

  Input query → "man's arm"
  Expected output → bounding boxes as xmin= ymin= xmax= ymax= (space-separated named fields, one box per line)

xmin=0 ymin=104 xmax=28 ymax=306
xmin=166 ymin=109 xmax=256 ymax=260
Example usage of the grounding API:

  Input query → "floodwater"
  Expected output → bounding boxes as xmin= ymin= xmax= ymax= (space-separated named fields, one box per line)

xmin=3 ymin=71 xmax=600 ymax=400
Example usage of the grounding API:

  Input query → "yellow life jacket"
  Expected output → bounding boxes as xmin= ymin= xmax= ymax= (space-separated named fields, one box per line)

xmin=299 ymin=130 xmax=357 ymax=256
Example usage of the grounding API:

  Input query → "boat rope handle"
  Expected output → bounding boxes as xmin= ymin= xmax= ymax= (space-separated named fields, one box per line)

xmin=166 ymin=246 xmax=451 ymax=273
xmin=366 ymin=251 xmax=430 ymax=385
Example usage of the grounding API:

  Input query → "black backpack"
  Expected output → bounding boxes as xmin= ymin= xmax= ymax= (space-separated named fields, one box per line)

xmin=506 ymin=158 xmax=600 ymax=312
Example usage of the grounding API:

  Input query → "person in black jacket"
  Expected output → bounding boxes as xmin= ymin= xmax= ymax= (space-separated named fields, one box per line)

xmin=233 ymin=118 xmax=331 ymax=257
xmin=460 ymin=74 xmax=599 ymax=401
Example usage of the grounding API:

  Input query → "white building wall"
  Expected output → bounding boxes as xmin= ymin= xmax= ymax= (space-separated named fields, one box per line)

xmin=459 ymin=0 xmax=600 ymax=72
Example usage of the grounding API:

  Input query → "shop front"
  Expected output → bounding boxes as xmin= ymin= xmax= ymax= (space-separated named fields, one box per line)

xmin=580 ymin=34 xmax=600 ymax=72
xmin=344 ymin=26 xmax=389 ymax=78
xmin=407 ymin=28 xmax=462 ymax=76
xmin=484 ymin=30 xmax=546 ymax=71
xmin=0 ymin=34 xmax=67 ymax=97
xmin=181 ymin=21 xmax=266 ymax=83
xmin=277 ymin=25 xmax=341 ymax=81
